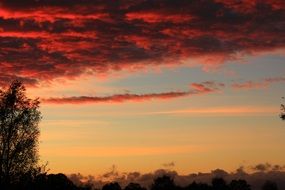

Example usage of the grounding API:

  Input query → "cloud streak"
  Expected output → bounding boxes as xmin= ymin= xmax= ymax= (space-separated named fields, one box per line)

xmin=232 ymin=77 xmax=285 ymax=89
xmin=42 ymin=81 xmax=223 ymax=104
xmin=0 ymin=0 xmax=285 ymax=85
xmin=147 ymin=106 xmax=277 ymax=116
xmin=43 ymin=91 xmax=189 ymax=104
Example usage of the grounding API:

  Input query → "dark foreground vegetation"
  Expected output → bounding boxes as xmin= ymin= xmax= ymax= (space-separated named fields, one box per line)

xmin=2 ymin=173 xmax=280 ymax=190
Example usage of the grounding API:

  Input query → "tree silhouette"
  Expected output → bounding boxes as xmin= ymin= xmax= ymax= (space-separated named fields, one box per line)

xmin=229 ymin=179 xmax=251 ymax=190
xmin=0 ymin=81 xmax=41 ymax=188
xmin=186 ymin=181 xmax=211 ymax=190
xmin=33 ymin=173 xmax=77 ymax=190
xmin=102 ymin=182 xmax=122 ymax=190
xmin=125 ymin=182 xmax=146 ymax=190
xmin=151 ymin=175 xmax=176 ymax=190
xmin=281 ymin=98 xmax=285 ymax=120
xmin=212 ymin=178 xmax=228 ymax=190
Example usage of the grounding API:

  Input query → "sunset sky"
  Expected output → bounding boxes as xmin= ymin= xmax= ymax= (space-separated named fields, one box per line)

xmin=0 ymin=0 xmax=285 ymax=177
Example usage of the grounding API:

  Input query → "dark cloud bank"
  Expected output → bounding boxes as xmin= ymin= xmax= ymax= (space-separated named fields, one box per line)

xmin=0 ymin=0 xmax=285 ymax=86
xmin=68 ymin=163 xmax=285 ymax=190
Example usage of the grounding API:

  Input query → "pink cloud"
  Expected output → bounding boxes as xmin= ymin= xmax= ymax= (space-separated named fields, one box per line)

xmin=42 ymin=81 xmax=224 ymax=104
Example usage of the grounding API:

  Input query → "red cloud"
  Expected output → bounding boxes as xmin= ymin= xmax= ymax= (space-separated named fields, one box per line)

xmin=126 ymin=12 xmax=194 ymax=23
xmin=43 ymin=81 xmax=224 ymax=104
xmin=0 ymin=1 xmax=285 ymax=85
xmin=43 ymin=92 xmax=189 ymax=104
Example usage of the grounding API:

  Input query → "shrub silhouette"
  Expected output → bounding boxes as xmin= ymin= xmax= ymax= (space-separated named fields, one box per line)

xmin=229 ymin=179 xmax=251 ymax=190
xmin=262 ymin=180 xmax=278 ymax=190
xmin=151 ymin=175 xmax=176 ymax=190
xmin=29 ymin=173 xmax=77 ymax=190
xmin=125 ymin=182 xmax=146 ymax=190
xmin=102 ymin=182 xmax=122 ymax=190
xmin=0 ymin=81 xmax=41 ymax=188
xmin=186 ymin=181 xmax=211 ymax=190
xmin=212 ymin=178 xmax=228 ymax=190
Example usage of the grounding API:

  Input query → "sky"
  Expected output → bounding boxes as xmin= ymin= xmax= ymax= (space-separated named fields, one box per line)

xmin=0 ymin=0 xmax=285 ymax=177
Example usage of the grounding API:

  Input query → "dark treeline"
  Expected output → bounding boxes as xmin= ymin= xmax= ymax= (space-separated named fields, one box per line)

xmin=4 ymin=173 xmax=279 ymax=190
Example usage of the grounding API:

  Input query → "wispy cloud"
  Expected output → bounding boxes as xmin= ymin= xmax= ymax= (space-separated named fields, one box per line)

xmin=42 ymin=81 xmax=223 ymax=104
xmin=146 ymin=106 xmax=277 ymax=116
xmin=232 ymin=77 xmax=285 ymax=90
